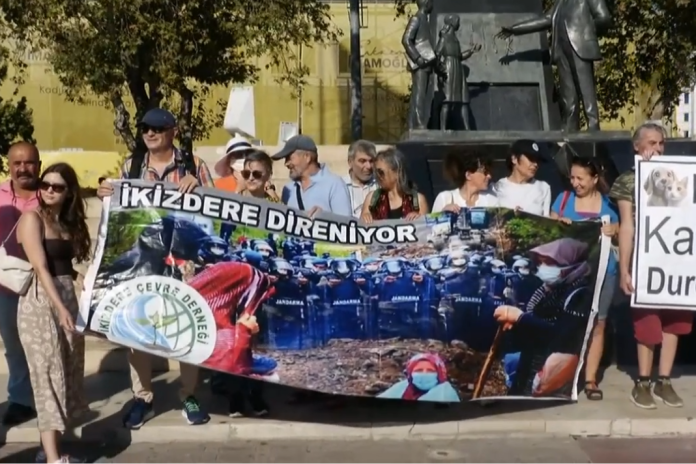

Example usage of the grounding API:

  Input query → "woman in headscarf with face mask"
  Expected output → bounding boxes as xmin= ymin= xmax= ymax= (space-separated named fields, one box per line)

xmin=492 ymin=238 xmax=592 ymax=397
xmin=377 ymin=353 xmax=460 ymax=402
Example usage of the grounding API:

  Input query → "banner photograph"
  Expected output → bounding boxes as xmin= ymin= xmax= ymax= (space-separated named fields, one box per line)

xmin=78 ymin=181 xmax=609 ymax=403
xmin=632 ymin=156 xmax=696 ymax=311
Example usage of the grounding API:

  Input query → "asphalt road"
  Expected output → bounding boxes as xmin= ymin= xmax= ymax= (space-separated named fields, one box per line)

xmin=0 ymin=437 xmax=694 ymax=463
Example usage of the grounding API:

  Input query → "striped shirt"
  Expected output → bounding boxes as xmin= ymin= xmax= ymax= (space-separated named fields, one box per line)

xmin=119 ymin=147 xmax=214 ymax=188
xmin=342 ymin=174 xmax=377 ymax=218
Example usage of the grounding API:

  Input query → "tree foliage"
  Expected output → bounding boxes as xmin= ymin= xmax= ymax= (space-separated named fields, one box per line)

xmin=2 ymin=0 xmax=340 ymax=151
xmin=393 ymin=0 xmax=696 ymax=124
xmin=0 ymin=45 xmax=34 ymax=170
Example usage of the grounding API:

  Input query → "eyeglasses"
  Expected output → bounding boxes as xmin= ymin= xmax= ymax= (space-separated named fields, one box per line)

xmin=141 ymin=125 xmax=169 ymax=134
xmin=241 ymin=170 xmax=265 ymax=180
xmin=39 ymin=181 xmax=67 ymax=194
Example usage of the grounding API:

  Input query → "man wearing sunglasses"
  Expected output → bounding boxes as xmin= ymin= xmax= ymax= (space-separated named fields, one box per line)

xmin=0 ymin=142 xmax=40 ymax=427
xmin=96 ymin=108 xmax=214 ymax=429
xmin=274 ymin=135 xmax=352 ymax=218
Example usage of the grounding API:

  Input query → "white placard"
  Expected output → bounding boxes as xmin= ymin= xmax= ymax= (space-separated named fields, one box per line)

xmin=632 ymin=155 xmax=696 ymax=310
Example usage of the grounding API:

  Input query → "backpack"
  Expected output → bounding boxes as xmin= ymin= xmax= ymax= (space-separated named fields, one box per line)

xmin=127 ymin=146 xmax=197 ymax=179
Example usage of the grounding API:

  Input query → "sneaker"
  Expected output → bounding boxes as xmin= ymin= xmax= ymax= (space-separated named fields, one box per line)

xmin=181 ymin=396 xmax=210 ymax=425
xmin=122 ymin=398 xmax=154 ymax=430
xmin=631 ymin=379 xmax=657 ymax=409
xmin=2 ymin=403 xmax=36 ymax=426
xmin=35 ymin=450 xmax=84 ymax=463
xmin=653 ymin=378 xmax=684 ymax=408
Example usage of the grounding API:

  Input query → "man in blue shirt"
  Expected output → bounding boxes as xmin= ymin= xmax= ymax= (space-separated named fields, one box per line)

xmin=274 ymin=135 xmax=352 ymax=217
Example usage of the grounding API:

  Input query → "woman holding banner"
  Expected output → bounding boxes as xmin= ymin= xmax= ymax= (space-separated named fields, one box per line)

xmin=549 ymin=157 xmax=618 ymax=401
xmin=15 ymin=163 xmax=91 ymax=463
xmin=431 ymin=150 xmax=498 ymax=213
xmin=361 ymin=148 xmax=429 ymax=222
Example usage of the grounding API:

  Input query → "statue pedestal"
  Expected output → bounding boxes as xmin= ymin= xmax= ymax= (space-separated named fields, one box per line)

xmin=427 ymin=0 xmax=561 ymax=131
xmin=396 ymin=130 xmax=633 ymax=206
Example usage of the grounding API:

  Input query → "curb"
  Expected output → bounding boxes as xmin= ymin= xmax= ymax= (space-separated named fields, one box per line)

xmin=2 ymin=418 xmax=696 ymax=443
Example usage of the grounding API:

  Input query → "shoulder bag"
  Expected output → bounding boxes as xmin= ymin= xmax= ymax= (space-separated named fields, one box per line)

xmin=0 ymin=213 xmax=38 ymax=296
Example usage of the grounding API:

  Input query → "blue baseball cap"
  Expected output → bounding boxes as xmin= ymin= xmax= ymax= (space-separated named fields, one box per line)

xmin=138 ymin=108 xmax=177 ymax=129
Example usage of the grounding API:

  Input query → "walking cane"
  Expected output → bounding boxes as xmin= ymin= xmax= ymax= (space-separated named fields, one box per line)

xmin=472 ymin=326 xmax=504 ymax=399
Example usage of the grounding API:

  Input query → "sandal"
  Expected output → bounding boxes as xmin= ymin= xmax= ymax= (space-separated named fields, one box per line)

xmin=584 ymin=381 xmax=603 ymax=401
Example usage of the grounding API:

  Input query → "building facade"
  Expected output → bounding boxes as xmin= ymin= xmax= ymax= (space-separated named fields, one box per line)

xmin=676 ymin=88 xmax=695 ymax=138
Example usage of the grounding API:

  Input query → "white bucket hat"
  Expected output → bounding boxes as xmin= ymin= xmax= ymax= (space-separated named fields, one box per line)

xmin=214 ymin=135 xmax=254 ymax=177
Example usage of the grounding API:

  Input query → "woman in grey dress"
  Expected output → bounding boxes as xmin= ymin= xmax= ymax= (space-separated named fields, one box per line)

xmin=16 ymin=162 xmax=91 ymax=463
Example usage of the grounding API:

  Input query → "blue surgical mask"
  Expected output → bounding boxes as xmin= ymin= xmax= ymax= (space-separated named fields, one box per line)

xmin=411 ymin=372 xmax=439 ymax=391
xmin=536 ymin=264 xmax=562 ymax=284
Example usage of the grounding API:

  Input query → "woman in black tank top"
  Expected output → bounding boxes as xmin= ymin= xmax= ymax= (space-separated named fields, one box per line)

xmin=16 ymin=162 xmax=91 ymax=464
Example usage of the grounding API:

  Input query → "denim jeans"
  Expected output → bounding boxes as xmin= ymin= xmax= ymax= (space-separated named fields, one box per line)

xmin=0 ymin=292 xmax=33 ymax=407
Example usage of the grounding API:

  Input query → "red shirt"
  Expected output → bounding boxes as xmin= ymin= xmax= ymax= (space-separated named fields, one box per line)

xmin=0 ymin=180 xmax=39 ymax=294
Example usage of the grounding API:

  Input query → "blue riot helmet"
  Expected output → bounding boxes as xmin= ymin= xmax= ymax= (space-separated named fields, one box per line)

xmin=254 ymin=240 xmax=273 ymax=258
xmin=330 ymin=258 xmax=355 ymax=277
xmin=362 ymin=257 xmax=382 ymax=273
xmin=383 ymin=258 xmax=405 ymax=275
xmin=423 ymin=255 xmax=445 ymax=272
xmin=512 ymin=258 xmax=531 ymax=276
xmin=490 ymin=259 xmax=507 ymax=274
xmin=199 ymin=236 xmax=229 ymax=261
xmin=512 ymin=254 xmax=525 ymax=262
xmin=241 ymin=250 xmax=263 ymax=267
xmin=174 ymin=212 xmax=215 ymax=236
xmin=271 ymin=258 xmax=294 ymax=277
xmin=312 ymin=257 xmax=328 ymax=271
xmin=448 ymin=248 xmax=468 ymax=268
xmin=300 ymin=257 xmax=316 ymax=270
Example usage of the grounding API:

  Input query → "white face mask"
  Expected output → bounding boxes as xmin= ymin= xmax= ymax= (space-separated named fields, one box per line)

xmin=536 ymin=264 xmax=562 ymax=284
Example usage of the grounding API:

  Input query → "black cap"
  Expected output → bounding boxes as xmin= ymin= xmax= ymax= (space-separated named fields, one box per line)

xmin=272 ymin=135 xmax=318 ymax=160
xmin=510 ymin=139 xmax=546 ymax=162
xmin=138 ymin=108 xmax=177 ymax=129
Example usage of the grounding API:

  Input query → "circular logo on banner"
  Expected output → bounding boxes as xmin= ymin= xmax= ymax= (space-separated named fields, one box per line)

xmin=93 ymin=276 xmax=216 ymax=365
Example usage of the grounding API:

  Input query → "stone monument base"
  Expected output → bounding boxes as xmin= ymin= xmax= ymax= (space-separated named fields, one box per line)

xmin=397 ymin=130 xmax=633 ymax=205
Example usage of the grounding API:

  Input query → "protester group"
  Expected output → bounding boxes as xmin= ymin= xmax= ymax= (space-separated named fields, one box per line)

xmin=0 ymin=105 xmax=688 ymax=462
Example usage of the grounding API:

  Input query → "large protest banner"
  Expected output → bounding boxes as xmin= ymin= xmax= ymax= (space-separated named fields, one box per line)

xmin=78 ymin=180 xmax=609 ymax=403
xmin=632 ymin=155 xmax=696 ymax=310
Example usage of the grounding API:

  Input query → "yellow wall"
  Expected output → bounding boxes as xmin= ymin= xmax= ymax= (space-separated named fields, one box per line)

xmin=0 ymin=5 xmax=653 ymax=149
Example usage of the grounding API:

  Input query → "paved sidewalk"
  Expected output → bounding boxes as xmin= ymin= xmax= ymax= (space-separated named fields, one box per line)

xmin=1 ymin=366 xmax=696 ymax=443
xmin=2 ymin=437 xmax=695 ymax=462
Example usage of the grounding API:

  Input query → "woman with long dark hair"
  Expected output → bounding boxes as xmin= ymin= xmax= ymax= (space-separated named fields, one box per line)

xmin=16 ymin=163 xmax=91 ymax=463
xmin=360 ymin=148 xmax=428 ymax=222
xmin=549 ymin=156 xmax=618 ymax=401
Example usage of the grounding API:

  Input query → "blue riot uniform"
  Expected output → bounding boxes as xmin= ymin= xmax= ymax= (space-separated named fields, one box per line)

xmin=263 ymin=258 xmax=313 ymax=350
xmin=319 ymin=259 xmax=367 ymax=341
xmin=439 ymin=270 xmax=484 ymax=346
xmin=376 ymin=259 xmax=439 ymax=340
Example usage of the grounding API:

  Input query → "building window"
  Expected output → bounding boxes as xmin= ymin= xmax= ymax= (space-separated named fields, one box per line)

xmin=685 ymin=113 xmax=690 ymax=122
xmin=685 ymin=92 xmax=691 ymax=104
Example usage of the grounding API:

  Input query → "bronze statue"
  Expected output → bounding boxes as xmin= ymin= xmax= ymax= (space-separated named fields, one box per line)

xmin=496 ymin=0 xmax=611 ymax=132
xmin=402 ymin=0 xmax=436 ymax=130
xmin=435 ymin=15 xmax=481 ymax=131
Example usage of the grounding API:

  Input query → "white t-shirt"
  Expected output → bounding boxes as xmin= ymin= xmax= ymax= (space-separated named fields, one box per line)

xmin=493 ymin=177 xmax=551 ymax=216
xmin=432 ymin=188 xmax=499 ymax=213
